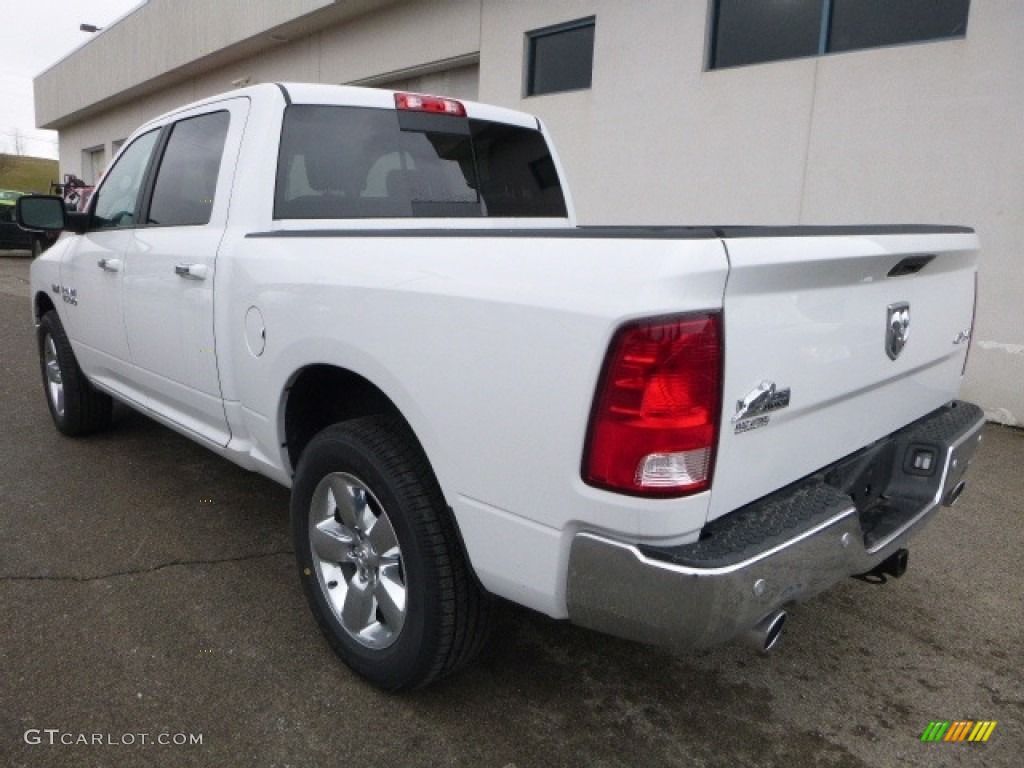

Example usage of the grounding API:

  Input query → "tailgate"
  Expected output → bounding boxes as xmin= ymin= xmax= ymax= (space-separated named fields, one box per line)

xmin=708 ymin=227 xmax=979 ymax=521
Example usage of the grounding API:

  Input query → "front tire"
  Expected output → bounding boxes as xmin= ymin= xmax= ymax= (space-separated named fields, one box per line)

xmin=291 ymin=416 xmax=491 ymax=690
xmin=37 ymin=310 xmax=112 ymax=436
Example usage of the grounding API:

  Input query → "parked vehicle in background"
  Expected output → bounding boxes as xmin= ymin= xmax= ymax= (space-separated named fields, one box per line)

xmin=2 ymin=177 xmax=95 ymax=256
xmin=18 ymin=83 xmax=985 ymax=691
xmin=1 ymin=189 xmax=63 ymax=256
xmin=1 ymin=190 xmax=33 ymax=251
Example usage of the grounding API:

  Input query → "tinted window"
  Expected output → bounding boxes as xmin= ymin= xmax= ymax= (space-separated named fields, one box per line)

xmin=147 ymin=111 xmax=230 ymax=226
xmin=526 ymin=18 xmax=596 ymax=96
xmin=470 ymin=120 xmax=567 ymax=217
xmin=830 ymin=0 xmax=970 ymax=52
xmin=91 ymin=130 xmax=160 ymax=229
xmin=710 ymin=0 xmax=971 ymax=69
xmin=712 ymin=0 xmax=823 ymax=69
xmin=275 ymin=105 xmax=567 ymax=219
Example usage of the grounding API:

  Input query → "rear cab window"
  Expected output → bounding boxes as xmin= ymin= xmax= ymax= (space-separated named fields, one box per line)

xmin=274 ymin=104 xmax=567 ymax=220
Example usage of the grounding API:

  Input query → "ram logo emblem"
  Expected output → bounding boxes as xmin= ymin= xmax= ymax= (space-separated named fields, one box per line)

xmin=886 ymin=302 xmax=911 ymax=360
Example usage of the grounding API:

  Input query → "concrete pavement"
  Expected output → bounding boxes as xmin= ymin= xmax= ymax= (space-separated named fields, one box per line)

xmin=0 ymin=254 xmax=1021 ymax=767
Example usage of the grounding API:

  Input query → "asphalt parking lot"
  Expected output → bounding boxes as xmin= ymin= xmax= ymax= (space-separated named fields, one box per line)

xmin=0 ymin=252 xmax=1021 ymax=768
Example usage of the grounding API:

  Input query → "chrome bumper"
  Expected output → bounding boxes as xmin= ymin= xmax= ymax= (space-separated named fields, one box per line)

xmin=566 ymin=401 xmax=985 ymax=650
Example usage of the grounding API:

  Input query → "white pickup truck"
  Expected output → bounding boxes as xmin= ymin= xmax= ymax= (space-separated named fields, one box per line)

xmin=19 ymin=83 xmax=985 ymax=690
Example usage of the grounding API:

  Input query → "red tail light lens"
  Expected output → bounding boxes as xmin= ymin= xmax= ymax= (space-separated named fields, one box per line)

xmin=583 ymin=313 xmax=723 ymax=497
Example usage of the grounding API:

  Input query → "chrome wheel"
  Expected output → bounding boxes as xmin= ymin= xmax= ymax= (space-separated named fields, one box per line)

xmin=43 ymin=333 xmax=65 ymax=418
xmin=293 ymin=417 xmax=492 ymax=689
xmin=308 ymin=472 xmax=406 ymax=650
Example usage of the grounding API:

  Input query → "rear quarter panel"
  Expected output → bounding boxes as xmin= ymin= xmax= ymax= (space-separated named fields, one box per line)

xmin=220 ymin=230 xmax=729 ymax=613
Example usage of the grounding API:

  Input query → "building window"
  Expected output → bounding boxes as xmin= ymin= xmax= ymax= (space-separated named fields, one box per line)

xmin=709 ymin=0 xmax=970 ymax=69
xmin=525 ymin=17 xmax=595 ymax=96
xmin=828 ymin=0 xmax=970 ymax=53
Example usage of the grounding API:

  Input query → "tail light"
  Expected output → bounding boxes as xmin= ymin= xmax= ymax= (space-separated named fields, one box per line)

xmin=583 ymin=313 xmax=722 ymax=497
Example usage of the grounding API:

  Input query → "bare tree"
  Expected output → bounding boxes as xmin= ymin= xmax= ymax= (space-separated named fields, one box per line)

xmin=12 ymin=129 xmax=25 ymax=157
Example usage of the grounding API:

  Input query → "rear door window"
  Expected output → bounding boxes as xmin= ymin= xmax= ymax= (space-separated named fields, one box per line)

xmin=146 ymin=111 xmax=230 ymax=226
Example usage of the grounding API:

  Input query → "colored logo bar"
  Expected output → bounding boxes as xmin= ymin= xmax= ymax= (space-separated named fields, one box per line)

xmin=921 ymin=721 xmax=997 ymax=742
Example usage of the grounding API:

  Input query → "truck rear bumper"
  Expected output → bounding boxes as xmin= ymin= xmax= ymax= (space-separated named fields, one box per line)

xmin=565 ymin=401 xmax=985 ymax=650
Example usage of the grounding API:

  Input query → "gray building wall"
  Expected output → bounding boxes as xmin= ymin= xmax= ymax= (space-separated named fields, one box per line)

xmin=35 ymin=0 xmax=1024 ymax=424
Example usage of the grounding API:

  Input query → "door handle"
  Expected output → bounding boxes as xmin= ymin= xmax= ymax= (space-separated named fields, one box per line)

xmin=97 ymin=258 xmax=122 ymax=272
xmin=174 ymin=263 xmax=209 ymax=280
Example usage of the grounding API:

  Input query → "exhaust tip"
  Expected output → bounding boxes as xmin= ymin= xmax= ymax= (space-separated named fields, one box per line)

xmin=745 ymin=610 xmax=787 ymax=653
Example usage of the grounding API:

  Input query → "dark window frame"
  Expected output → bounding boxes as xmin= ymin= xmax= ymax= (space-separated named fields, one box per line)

xmin=524 ymin=16 xmax=596 ymax=97
xmin=708 ymin=0 xmax=970 ymax=70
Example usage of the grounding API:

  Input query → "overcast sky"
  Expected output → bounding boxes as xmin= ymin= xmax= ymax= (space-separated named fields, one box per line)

xmin=0 ymin=0 xmax=144 ymax=159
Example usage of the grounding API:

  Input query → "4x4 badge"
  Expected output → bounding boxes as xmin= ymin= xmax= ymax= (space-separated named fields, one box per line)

xmin=886 ymin=302 xmax=911 ymax=360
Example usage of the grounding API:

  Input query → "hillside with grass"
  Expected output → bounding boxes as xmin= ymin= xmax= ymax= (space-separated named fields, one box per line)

xmin=0 ymin=154 xmax=60 ymax=194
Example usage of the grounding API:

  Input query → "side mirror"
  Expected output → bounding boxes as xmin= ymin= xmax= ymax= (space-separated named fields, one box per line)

xmin=16 ymin=195 xmax=89 ymax=234
xmin=16 ymin=195 xmax=66 ymax=231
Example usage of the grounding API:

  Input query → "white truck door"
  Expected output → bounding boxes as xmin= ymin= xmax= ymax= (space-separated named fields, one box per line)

xmin=58 ymin=129 xmax=161 ymax=399
xmin=122 ymin=98 xmax=249 ymax=446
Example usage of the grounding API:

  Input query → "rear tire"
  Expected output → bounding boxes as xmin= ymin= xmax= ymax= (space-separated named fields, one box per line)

xmin=37 ymin=310 xmax=112 ymax=436
xmin=291 ymin=416 xmax=491 ymax=690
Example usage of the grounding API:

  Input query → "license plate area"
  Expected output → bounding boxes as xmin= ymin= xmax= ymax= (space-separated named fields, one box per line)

xmin=824 ymin=401 xmax=985 ymax=552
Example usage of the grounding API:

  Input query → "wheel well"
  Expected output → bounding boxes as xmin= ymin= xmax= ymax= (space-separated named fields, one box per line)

xmin=34 ymin=292 xmax=56 ymax=323
xmin=283 ymin=365 xmax=403 ymax=472
xmin=282 ymin=366 xmax=488 ymax=597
